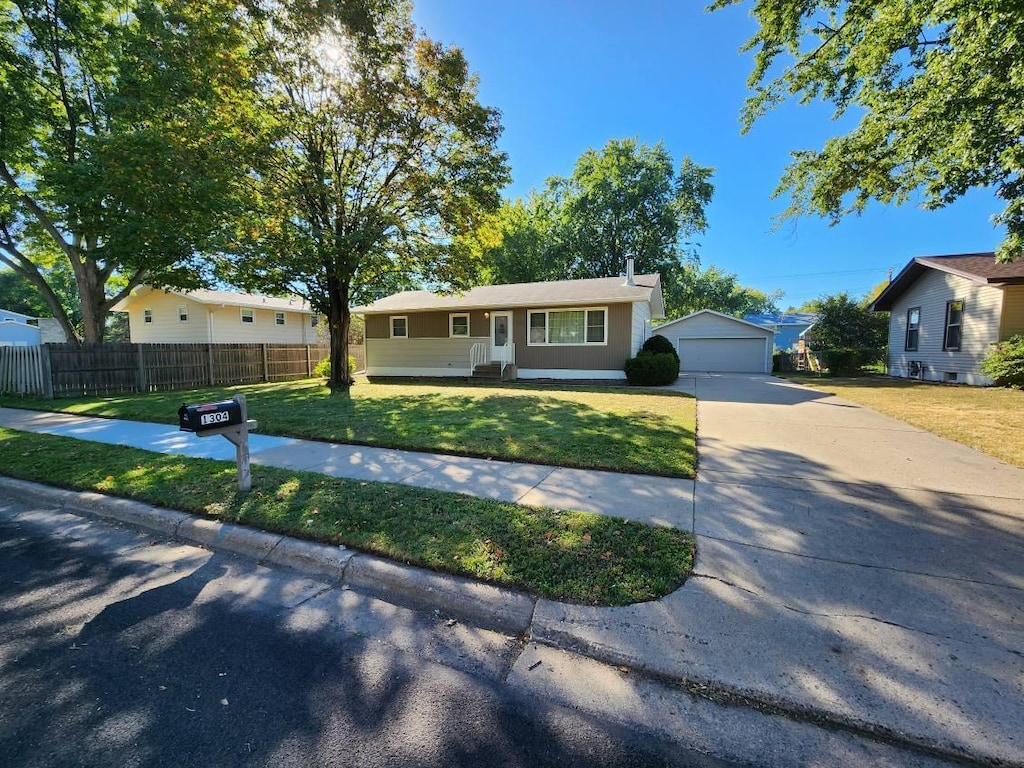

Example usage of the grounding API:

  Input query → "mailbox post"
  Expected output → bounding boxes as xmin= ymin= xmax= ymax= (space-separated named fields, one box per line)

xmin=178 ymin=394 xmax=258 ymax=491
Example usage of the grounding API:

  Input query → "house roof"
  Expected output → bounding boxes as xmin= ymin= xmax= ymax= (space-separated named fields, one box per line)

xmin=743 ymin=311 xmax=818 ymax=327
xmin=871 ymin=252 xmax=1024 ymax=311
xmin=653 ymin=308 xmax=775 ymax=336
xmin=0 ymin=307 xmax=34 ymax=321
xmin=112 ymin=286 xmax=318 ymax=314
xmin=352 ymin=274 xmax=665 ymax=317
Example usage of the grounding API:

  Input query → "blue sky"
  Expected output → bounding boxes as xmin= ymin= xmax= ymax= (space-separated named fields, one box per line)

xmin=411 ymin=0 xmax=1003 ymax=309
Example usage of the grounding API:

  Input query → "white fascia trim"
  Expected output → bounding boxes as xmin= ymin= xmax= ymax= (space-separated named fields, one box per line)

xmin=517 ymin=368 xmax=626 ymax=380
xmin=366 ymin=366 xmax=470 ymax=377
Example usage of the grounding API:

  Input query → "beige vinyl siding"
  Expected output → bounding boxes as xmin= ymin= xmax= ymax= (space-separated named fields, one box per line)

xmin=1000 ymin=285 xmax=1024 ymax=338
xmin=514 ymin=303 xmax=632 ymax=371
xmin=365 ymin=310 xmax=488 ymax=339
xmin=364 ymin=336 xmax=481 ymax=375
xmin=887 ymin=270 xmax=1004 ymax=385
xmin=631 ymin=301 xmax=652 ymax=356
xmin=126 ymin=294 xmax=210 ymax=343
xmin=209 ymin=306 xmax=319 ymax=344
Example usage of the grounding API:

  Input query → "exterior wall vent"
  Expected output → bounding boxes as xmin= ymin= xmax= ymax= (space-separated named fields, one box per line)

xmin=908 ymin=360 xmax=924 ymax=380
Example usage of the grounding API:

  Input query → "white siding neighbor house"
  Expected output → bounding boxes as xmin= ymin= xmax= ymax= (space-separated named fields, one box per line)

xmin=111 ymin=287 xmax=325 ymax=345
xmin=353 ymin=266 xmax=664 ymax=380
xmin=653 ymin=309 xmax=775 ymax=373
xmin=870 ymin=252 xmax=1024 ymax=385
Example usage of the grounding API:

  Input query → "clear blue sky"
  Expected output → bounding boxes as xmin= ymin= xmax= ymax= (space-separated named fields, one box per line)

xmin=411 ymin=0 xmax=1003 ymax=309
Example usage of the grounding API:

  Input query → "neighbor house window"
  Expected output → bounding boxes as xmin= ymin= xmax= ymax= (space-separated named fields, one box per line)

xmin=177 ymin=305 xmax=188 ymax=323
xmin=310 ymin=315 xmax=319 ymax=328
xmin=143 ymin=308 xmax=153 ymax=324
xmin=275 ymin=312 xmax=285 ymax=326
xmin=944 ymin=300 xmax=964 ymax=351
xmin=241 ymin=309 xmax=254 ymax=324
xmin=905 ymin=307 xmax=920 ymax=351
xmin=450 ymin=313 xmax=469 ymax=337
xmin=391 ymin=316 xmax=408 ymax=338
xmin=527 ymin=308 xmax=608 ymax=345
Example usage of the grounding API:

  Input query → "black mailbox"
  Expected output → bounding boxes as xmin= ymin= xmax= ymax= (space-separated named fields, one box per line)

xmin=178 ymin=400 xmax=244 ymax=433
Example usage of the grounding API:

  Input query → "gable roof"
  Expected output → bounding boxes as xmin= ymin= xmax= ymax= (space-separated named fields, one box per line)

xmin=112 ymin=286 xmax=318 ymax=315
xmin=653 ymin=308 xmax=775 ymax=336
xmin=871 ymin=252 xmax=1024 ymax=311
xmin=0 ymin=307 xmax=34 ymax=321
xmin=743 ymin=311 xmax=818 ymax=327
xmin=352 ymin=274 xmax=665 ymax=317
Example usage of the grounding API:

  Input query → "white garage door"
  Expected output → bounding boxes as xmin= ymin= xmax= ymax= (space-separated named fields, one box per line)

xmin=678 ymin=338 xmax=766 ymax=373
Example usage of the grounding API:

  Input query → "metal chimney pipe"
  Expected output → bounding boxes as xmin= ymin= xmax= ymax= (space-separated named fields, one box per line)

xmin=624 ymin=255 xmax=635 ymax=286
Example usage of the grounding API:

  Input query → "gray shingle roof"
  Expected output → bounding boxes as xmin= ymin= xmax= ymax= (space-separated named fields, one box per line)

xmin=871 ymin=252 xmax=1024 ymax=311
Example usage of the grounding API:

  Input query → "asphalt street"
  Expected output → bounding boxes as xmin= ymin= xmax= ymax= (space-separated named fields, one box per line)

xmin=0 ymin=509 xmax=731 ymax=768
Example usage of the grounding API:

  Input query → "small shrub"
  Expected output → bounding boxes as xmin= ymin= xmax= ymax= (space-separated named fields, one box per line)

xmin=820 ymin=347 xmax=885 ymax=375
xmin=773 ymin=352 xmax=796 ymax=373
xmin=313 ymin=355 xmax=356 ymax=379
xmin=981 ymin=335 xmax=1024 ymax=388
xmin=642 ymin=334 xmax=680 ymax=363
xmin=625 ymin=351 xmax=679 ymax=385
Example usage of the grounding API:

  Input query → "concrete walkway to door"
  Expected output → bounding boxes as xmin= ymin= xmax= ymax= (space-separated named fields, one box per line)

xmin=532 ymin=373 xmax=1024 ymax=765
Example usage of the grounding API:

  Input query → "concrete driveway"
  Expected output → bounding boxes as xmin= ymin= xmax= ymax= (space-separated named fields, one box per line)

xmin=533 ymin=373 xmax=1024 ymax=764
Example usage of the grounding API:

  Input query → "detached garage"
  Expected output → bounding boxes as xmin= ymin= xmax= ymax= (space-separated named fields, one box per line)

xmin=653 ymin=310 xmax=774 ymax=373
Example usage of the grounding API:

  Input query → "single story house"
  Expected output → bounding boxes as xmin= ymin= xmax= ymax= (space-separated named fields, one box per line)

xmin=653 ymin=309 xmax=774 ymax=373
xmin=870 ymin=252 xmax=1024 ymax=385
xmin=0 ymin=308 xmax=41 ymax=346
xmin=111 ymin=287 xmax=324 ymax=345
xmin=743 ymin=311 xmax=819 ymax=351
xmin=352 ymin=271 xmax=664 ymax=380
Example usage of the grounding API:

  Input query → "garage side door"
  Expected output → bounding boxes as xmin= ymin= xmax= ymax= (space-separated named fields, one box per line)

xmin=678 ymin=338 xmax=766 ymax=373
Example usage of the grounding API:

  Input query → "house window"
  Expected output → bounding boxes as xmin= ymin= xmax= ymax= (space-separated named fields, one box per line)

xmin=527 ymin=308 xmax=608 ymax=345
xmin=311 ymin=315 xmax=319 ymax=328
xmin=943 ymin=300 xmax=964 ymax=351
xmin=275 ymin=312 xmax=285 ymax=326
xmin=450 ymin=313 xmax=469 ymax=337
xmin=143 ymin=309 xmax=153 ymax=324
xmin=241 ymin=309 xmax=254 ymax=324
xmin=177 ymin=305 xmax=188 ymax=323
xmin=905 ymin=307 xmax=920 ymax=351
xmin=391 ymin=316 xmax=408 ymax=338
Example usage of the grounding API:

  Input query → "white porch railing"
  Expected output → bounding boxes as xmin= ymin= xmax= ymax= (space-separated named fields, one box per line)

xmin=469 ymin=341 xmax=516 ymax=376
xmin=470 ymin=342 xmax=488 ymax=374
xmin=497 ymin=342 xmax=516 ymax=374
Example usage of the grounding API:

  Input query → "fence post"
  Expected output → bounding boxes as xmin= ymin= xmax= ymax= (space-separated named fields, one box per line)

xmin=207 ymin=343 xmax=215 ymax=386
xmin=306 ymin=345 xmax=312 ymax=376
xmin=262 ymin=343 xmax=269 ymax=382
xmin=136 ymin=345 xmax=147 ymax=393
xmin=40 ymin=345 xmax=54 ymax=400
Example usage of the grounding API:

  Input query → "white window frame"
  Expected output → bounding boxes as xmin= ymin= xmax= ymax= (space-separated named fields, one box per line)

xmin=143 ymin=308 xmax=153 ymax=324
xmin=275 ymin=311 xmax=286 ymax=326
xmin=449 ymin=312 xmax=470 ymax=338
xmin=390 ymin=315 xmax=408 ymax=338
xmin=177 ymin=304 xmax=188 ymax=323
xmin=527 ymin=307 xmax=609 ymax=346
xmin=241 ymin=308 xmax=255 ymax=324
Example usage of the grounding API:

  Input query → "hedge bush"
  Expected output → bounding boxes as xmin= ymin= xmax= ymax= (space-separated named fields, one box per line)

xmin=981 ymin=335 xmax=1024 ymax=388
xmin=821 ymin=347 xmax=885 ymax=375
xmin=625 ymin=351 xmax=679 ymax=385
xmin=313 ymin=355 xmax=356 ymax=379
xmin=642 ymin=334 xmax=679 ymax=363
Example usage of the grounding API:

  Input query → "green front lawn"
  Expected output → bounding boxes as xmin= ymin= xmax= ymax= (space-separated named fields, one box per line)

xmin=783 ymin=374 xmax=1024 ymax=468
xmin=0 ymin=427 xmax=694 ymax=605
xmin=0 ymin=377 xmax=696 ymax=477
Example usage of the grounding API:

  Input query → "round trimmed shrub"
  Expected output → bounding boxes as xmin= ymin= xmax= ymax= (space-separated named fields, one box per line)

xmin=641 ymin=334 xmax=680 ymax=363
xmin=625 ymin=351 xmax=679 ymax=386
xmin=981 ymin=335 xmax=1024 ymax=388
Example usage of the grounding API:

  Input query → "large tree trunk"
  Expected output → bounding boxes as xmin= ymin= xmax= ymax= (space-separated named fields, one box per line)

xmin=69 ymin=249 xmax=107 ymax=344
xmin=327 ymin=276 xmax=353 ymax=391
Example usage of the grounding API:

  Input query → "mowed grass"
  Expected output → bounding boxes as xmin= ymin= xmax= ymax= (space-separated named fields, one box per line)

xmin=784 ymin=374 xmax=1024 ymax=468
xmin=0 ymin=427 xmax=694 ymax=605
xmin=0 ymin=377 xmax=696 ymax=477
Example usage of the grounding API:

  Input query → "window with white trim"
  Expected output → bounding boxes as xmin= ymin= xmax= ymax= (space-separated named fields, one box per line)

xmin=241 ymin=308 xmax=254 ymax=324
xmin=275 ymin=311 xmax=285 ymax=326
xmin=450 ymin=313 xmax=469 ymax=337
xmin=177 ymin=304 xmax=188 ymax=323
xmin=143 ymin=308 xmax=153 ymax=324
xmin=905 ymin=307 xmax=920 ymax=351
xmin=527 ymin=308 xmax=607 ymax=345
xmin=391 ymin=316 xmax=408 ymax=338
xmin=943 ymin=300 xmax=964 ymax=351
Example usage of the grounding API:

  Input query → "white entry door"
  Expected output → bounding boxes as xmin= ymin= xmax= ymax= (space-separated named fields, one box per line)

xmin=491 ymin=312 xmax=511 ymax=361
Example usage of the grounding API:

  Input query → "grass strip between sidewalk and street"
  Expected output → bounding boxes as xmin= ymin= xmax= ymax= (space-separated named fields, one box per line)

xmin=0 ymin=427 xmax=694 ymax=606
xmin=0 ymin=377 xmax=696 ymax=478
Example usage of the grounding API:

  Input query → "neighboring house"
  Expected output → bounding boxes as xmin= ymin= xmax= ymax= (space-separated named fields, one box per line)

xmin=870 ymin=252 xmax=1024 ymax=385
xmin=0 ymin=308 xmax=41 ymax=346
xmin=653 ymin=309 xmax=774 ymax=373
xmin=352 ymin=270 xmax=664 ymax=380
xmin=743 ymin=311 xmax=819 ymax=351
xmin=111 ymin=287 xmax=325 ymax=344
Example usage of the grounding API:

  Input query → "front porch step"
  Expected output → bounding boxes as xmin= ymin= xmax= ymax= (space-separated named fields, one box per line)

xmin=471 ymin=363 xmax=517 ymax=381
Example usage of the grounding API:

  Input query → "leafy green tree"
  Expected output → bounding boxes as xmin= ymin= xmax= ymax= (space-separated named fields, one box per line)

xmin=0 ymin=263 xmax=80 ymax=328
xmin=665 ymin=262 xmax=780 ymax=319
xmin=226 ymin=1 xmax=509 ymax=390
xmin=807 ymin=292 xmax=888 ymax=351
xmin=712 ymin=1 xmax=1024 ymax=261
xmin=0 ymin=0 xmax=264 ymax=342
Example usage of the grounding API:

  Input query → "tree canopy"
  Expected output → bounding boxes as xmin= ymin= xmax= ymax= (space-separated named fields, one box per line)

xmin=224 ymin=1 xmax=509 ymax=389
xmin=806 ymin=292 xmax=888 ymax=351
xmin=712 ymin=0 xmax=1024 ymax=262
xmin=0 ymin=0 xmax=264 ymax=342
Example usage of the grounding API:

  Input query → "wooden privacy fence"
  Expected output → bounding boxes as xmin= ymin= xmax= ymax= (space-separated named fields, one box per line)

xmin=0 ymin=342 xmax=331 ymax=399
xmin=0 ymin=345 xmax=47 ymax=396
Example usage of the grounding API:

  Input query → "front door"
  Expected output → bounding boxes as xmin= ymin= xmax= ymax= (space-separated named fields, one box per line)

xmin=491 ymin=312 xmax=511 ymax=361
